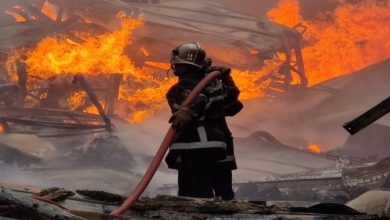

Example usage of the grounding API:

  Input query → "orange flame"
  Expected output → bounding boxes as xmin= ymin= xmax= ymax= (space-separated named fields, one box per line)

xmin=231 ymin=63 xmax=277 ymax=100
xmin=0 ymin=124 xmax=4 ymax=133
xmin=6 ymin=0 xmax=389 ymax=123
xmin=268 ymin=0 xmax=390 ymax=86
xmin=6 ymin=8 xmax=26 ymax=22
xmin=4 ymin=10 xmax=281 ymax=123
xmin=83 ymin=106 xmax=99 ymax=115
xmin=8 ymin=13 xmax=177 ymax=123
xmin=308 ymin=144 xmax=321 ymax=154
xmin=13 ymin=5 xmax=22 ymax=10
xmin=144 ymin=61 xmax=171 ymax=70
xmin=143 ymin=61 xmax=274 ymax=101
xmin=68 ymin=91 xmax=87 ymax=111
xmin=119 ymin=77 xmax=177 ymax=123
xmin=140 ymin=47 xmax=150 ymax=57
xmin=24 ymin=17 xmax=147 ymax=80
xmin=41 ymin=0 xmax=58 ymax=21
xmin=6 ymin=2 xmax=59 ymax=23
xmin=268 ymin=0 xmax=301 ymax=27
xmin=14 ymin=1 xmax=375 ymax=123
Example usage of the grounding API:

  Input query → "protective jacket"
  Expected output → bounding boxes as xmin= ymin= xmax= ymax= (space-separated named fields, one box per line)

xmin=165 ymin=70 xmax=242 ymax=170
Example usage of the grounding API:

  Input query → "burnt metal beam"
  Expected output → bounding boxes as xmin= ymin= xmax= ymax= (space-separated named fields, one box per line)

xmin=105 ymin=74 xmax=122 ymax=115
xmin=73 ymin=75 xmax=112 ymax=131
xmin=11 ymin=129 xmax=107 ymax=138
xmin=343 ymin=96 xmax=390 ymax=135
xmin=56 ymin=7 xmax=64 ymax=22
xmin=0 ymin=117 xmax=107 ymax=130
xmin=0 ymin=106 xmax=101 ymax=119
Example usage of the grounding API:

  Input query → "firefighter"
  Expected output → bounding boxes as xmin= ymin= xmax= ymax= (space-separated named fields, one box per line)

xmin=165 ymin=42 xmax=242 ymax=200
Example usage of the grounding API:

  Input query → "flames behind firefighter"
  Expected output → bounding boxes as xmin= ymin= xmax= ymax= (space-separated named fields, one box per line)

xmin=165 ymin=42 xmax=243 ymax=200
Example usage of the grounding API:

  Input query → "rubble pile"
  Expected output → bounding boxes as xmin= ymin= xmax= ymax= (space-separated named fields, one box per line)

xmin=0 ymin=185 xmax=381 ymax=220
xmin=50 ymin=135 xmax=136 ymax=170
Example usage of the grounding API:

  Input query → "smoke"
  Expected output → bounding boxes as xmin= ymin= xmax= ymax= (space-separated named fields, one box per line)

xmin=230 ymin=59 xmax=390 ymax=150
xmin=0 ymin=0 xmax=174 ymax=193
xmin=114 ymin=109 xmax=177 ymax=192
xmin=1 ymin=0 xmax=389 ymax=197
xmin=228 ymin=0 xmax=390 ymax=151
xmin=0 ymin=163 xmax=42 ymax=186
xmin=0 ymin=110 xmax=176 ymax=195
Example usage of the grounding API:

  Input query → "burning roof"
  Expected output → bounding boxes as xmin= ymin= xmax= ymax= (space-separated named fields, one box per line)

xmin=0 ymin=0 xmax=301 ymax=55
xmin=0 ymin=0 xmax=309 ymax=123
xmin=0 ymin=0 xmax=388 ymax=143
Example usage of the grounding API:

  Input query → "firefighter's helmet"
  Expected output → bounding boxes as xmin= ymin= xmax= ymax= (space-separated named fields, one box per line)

xmin=170 ymin=42 xmax=210 ymax=71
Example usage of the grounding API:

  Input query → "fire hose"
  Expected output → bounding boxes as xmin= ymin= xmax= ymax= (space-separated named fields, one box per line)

xmin=111 ymin=70 xmax=223 ymax=215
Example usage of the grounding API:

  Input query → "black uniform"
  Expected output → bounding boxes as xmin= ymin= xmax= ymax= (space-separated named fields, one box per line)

xmin=165 ymin=68 xmax=242 ymax=200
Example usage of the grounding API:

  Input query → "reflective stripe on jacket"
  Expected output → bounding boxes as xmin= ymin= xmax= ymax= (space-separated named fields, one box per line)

xmin=165 ymin=74 xmax=242 ymax=170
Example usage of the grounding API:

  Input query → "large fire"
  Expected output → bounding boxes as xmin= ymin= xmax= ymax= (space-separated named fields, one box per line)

xmin=24 ymin=13 xmax=177 ymax=123
xmin=5 ymin=0 xmax=389 ymax=123
xmin=268 ymin=0 xmax=390 ymax=86
xmin=231 ymin=65 xmax=275 ymax=101
xmin=6 ymin=9 xmax=272 ymax=122
xmin=6 ymin=9 xmax=177 ymax=122
xmin=25 ymin=15 xmax=146 ymax=80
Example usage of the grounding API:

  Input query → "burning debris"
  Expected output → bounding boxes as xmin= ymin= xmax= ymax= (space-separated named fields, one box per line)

xmin=1 ymin=0 xmax=311 ymax=123
xmin=307 ymin=143 xmax=322 ymax=154
xmin=0 ymin=74 xmax=113 ymax=138
xmin=268 ymin=0 xmax=390 ymax=86
xmin=0 ymin=0 xmax=389 ymax=219
xmin=1 ymin=0 xmax=388 ymax=123
xmin=49 ymin=135 xmax=136 ymax=170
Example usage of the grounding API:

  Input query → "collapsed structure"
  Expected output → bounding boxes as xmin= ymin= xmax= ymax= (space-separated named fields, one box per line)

xmin=0 ymin=0 xmax=389 ymax=219
xmin=0 ymin=0 xmax=307 ymax=120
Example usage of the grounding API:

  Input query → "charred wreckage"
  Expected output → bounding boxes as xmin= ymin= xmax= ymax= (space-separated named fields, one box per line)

xmin=0 ymin=0 xmax=388 ymax=220
xmin=0 ymin=0 xmax=308 ymax=144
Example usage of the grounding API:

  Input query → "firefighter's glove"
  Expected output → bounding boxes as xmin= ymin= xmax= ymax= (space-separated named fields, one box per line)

xmin=169 ymin=107 xmax=194 ymax=130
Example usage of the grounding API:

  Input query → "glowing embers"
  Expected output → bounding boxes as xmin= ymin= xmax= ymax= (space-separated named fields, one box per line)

xmin=6 ymin=5 xmax=27 ymax=22
xmin=41 ymin=0 xmax=58 ymax=21
xmin=144 ymin=61 xmax=171 ymax=70
xmin=140 ymin=47 xmax=150 ymax=57
xmin=5 ymin=1 xmax=59 ymax=23
xmin=68 ymin=91 xmax=87 ymax=111
xmin=308 ymin=144 xmax=321 ymax=154
xmin=268 ymin=0 xmax=390 ymax=86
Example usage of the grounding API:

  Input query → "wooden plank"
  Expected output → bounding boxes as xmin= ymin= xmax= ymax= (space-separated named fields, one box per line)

xmin=131 ymin=195 xmax=284 ymax=214
xmin=105 ymin=74 xmax=122 ymax=115
xmin=0 ymin=187 xmax=85 ymax=220
xmin=73 ymin=75 xmax=112 ymax=129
